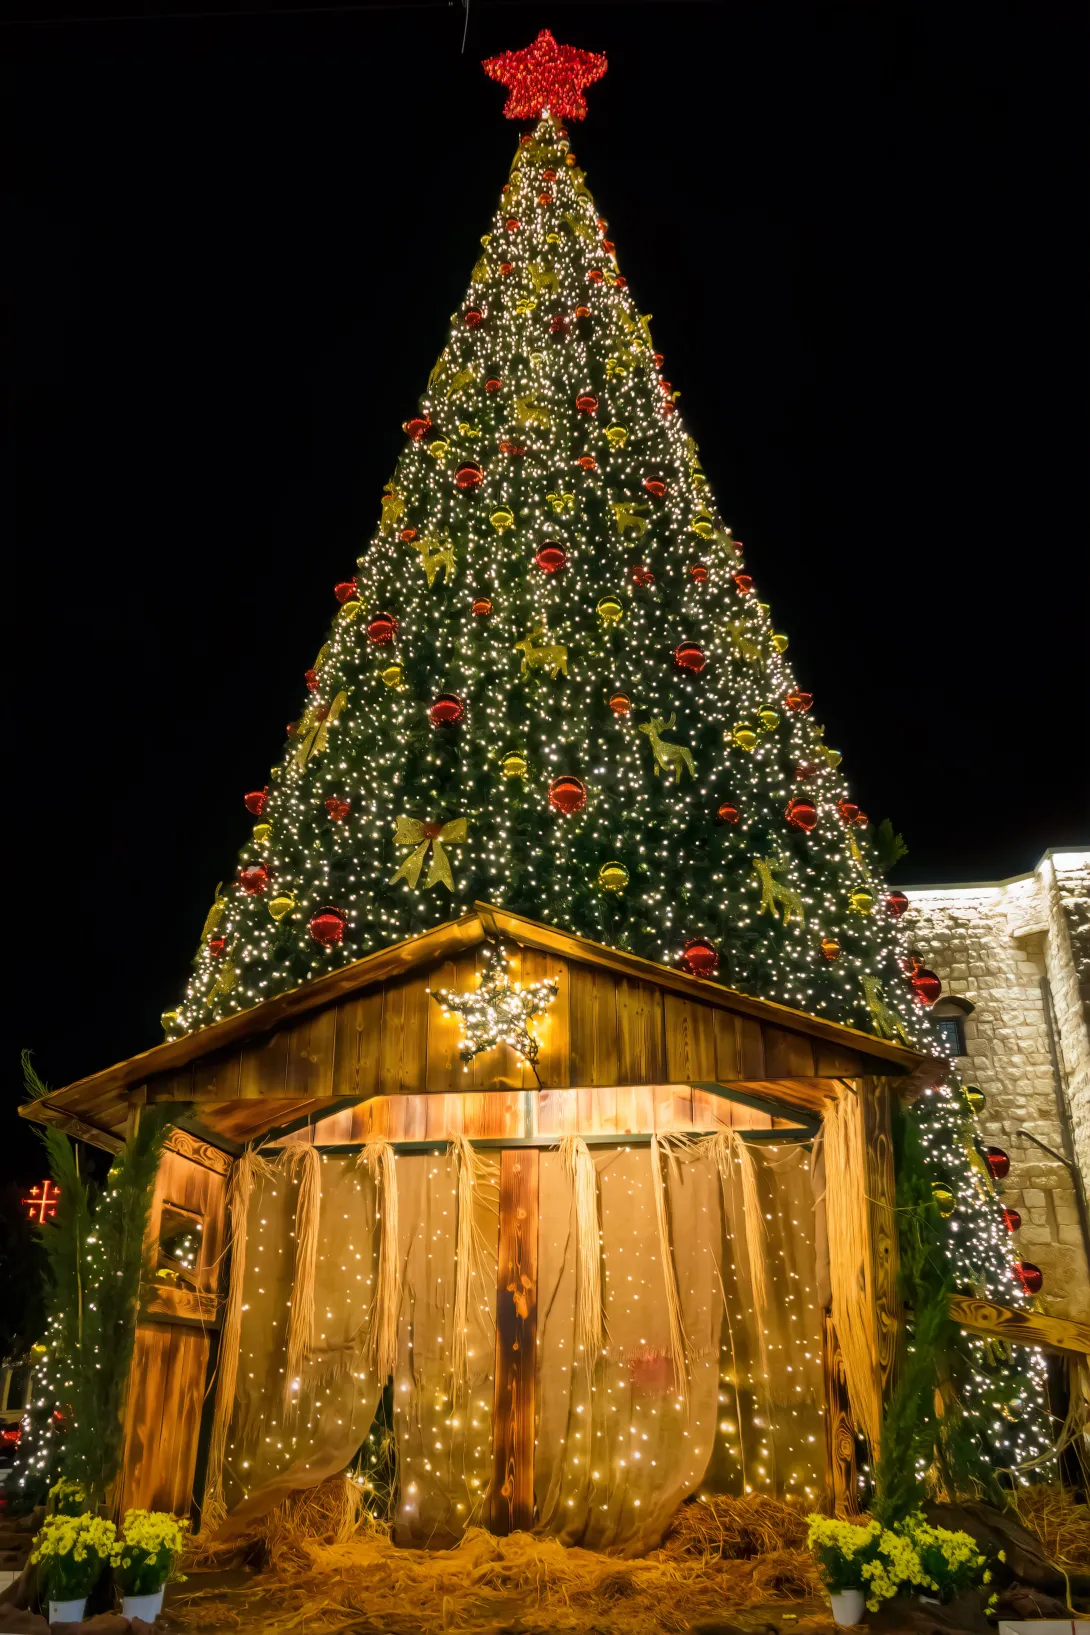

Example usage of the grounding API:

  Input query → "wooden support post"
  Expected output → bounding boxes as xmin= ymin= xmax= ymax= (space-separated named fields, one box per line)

xmin=822 ymin=1311 xmax=862 ymax=1516
xmin=491 ymin=1147 xmax=539 ymax=1534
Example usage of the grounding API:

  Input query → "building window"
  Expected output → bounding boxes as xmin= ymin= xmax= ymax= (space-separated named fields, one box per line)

xmin=933 ymin=1013 xmax=966 ymax=1057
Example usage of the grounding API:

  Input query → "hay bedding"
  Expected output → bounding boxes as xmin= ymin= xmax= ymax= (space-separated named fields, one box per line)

xmin=169 ymin=1481 xmax=830 ymax=1635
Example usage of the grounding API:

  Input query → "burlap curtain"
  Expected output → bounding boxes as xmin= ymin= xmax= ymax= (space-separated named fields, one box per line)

xmin=217 ymin=1138 xmax=823 ymax=1546
xmin=221 ymin=1154 xmax=387 ymax=1526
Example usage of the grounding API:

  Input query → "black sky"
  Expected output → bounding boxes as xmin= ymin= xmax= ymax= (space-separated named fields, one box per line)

xmin=7 ymin=0 xmax=1088 ymax=1186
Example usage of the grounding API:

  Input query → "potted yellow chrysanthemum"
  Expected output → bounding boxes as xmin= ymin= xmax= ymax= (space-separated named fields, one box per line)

xmin=806 ymin=1515 xmax=884 ymax=1625
xmin=111 ymin=1507 xmax=189 ymax=1622
xmin=30 ymin=1511 xmax=117 ymax=1625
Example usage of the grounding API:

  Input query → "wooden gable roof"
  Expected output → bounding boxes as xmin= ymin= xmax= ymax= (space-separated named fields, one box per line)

xmin=21 ymin=902 xmax=925 ymax=1154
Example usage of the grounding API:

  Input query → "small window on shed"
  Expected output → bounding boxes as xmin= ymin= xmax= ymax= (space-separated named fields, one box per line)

xmin=156 ymin=1202 xmax=204 ymax=1289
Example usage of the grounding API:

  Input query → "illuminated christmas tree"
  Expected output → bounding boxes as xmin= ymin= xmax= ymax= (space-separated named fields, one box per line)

xmin=163 ymin=30 xmax=1052 ymax=1478
xmin=169 ymin=34 xmax=924 ymax=1043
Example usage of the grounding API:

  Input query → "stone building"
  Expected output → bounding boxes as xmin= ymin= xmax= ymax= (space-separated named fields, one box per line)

xmin=906 ymin=847 xmax=1090 ymax=1321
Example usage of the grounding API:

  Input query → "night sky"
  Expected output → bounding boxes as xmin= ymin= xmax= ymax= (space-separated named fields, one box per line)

xmin=8 ymin=0 xmax=1087 ymax=1190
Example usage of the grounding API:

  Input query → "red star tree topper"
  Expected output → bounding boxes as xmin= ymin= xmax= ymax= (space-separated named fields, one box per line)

xmin=482 ymin=29 xmax=607 ymax=122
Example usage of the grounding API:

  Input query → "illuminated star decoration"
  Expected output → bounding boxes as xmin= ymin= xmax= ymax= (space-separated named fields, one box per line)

xmin=482 ymin=29 xmax=607 ymax=123
xmin=434 ymin=942 xmax=559 ymax=1081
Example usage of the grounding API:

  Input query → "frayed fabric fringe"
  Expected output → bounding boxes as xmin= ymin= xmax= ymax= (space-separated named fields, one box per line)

xmin=650 ymin=1134 xmax=690 ymax=1411
xmin=356 ymin=1140 xmax=400 ymax=1380
xmin=559 ymin=1135 xmax=604 ymax=1374
xmin=280 ymin=1143 xmax=322 ymax=1415
xmin=822 ymin=1092 xmax=880 ymax=1451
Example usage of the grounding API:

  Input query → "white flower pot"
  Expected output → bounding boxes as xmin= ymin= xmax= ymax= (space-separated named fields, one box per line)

xmin=48 ymin=1596 xmax=88 ymax=1623
xmin=829 ymin=1587 xmax=865 ymax=1626
xmin=122 ymin=1585 xmax=166 ymax=1621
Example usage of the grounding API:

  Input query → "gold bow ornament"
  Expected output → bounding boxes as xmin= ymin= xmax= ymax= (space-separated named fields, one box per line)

xmin=391 ymin=816 xmax=467 ymax=892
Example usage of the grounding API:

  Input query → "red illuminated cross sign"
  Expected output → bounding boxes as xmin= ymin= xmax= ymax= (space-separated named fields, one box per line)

xmin=23 ymin=1181 xmax=60 ymax=1223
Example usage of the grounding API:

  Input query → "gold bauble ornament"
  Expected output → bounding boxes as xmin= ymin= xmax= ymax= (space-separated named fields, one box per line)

xmin=515 ymin=297 xmax=537 ymax=315
xmin=965 ymin=1086 xmax=986 ymax=1115
xmin=269 ymin=894 xmax=296 ymax=922
xmin=382 ymin=664 xmax=404 ymax=689
xmin=457 ymin=421 xmax=480 ymax=438
xmin=771 ymin=632 xmax=789 ymax=654
xmin=690 ymin=512 xmax=715 ymax=539
xmin=758 ymin=707 xmax=780 ymax=732
xmin=732 ymin=723 xmax=758 ymax=752
xmin=160 ymin=1010 xmax=180 ymax=1032
xmin=596 ymin=595 xmax=623 ymax=626
xmin=252 ymin=822 xmax=271 ymax=845
xmin=604 ymin=424 xmax=628 ymax=448
xmin=598 ymin=861 xmax=629 ymax=892
xmin=490 ymin=507 xmax=515 ymax=532
xmin=546 ymin=231 xmax=561 ymax=244
xmin=848 ymin=889 xmax=874 ymax=915
xmin=426 ymin=439 xmax=449 ymax=461
xmin=338 ymin=598 xmax=362 ymax=621
xmin=931 ymin=1184 xmax=956 ymax=1219
xmin=501 ymin=752 xmax=528 ymax=780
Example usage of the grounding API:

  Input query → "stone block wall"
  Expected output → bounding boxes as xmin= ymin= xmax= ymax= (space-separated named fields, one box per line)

xmin=905 ymin=848 xmax=1090 ymax=1322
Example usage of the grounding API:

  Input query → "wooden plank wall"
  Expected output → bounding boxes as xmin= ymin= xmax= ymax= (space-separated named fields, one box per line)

xmin=145 ymin=946 xmax=860 ymax=1128
xmin=271 ymin=1086 xmax=795 ymax=1147
xmin=119 ymin=1136 xmax=228 ymax=1518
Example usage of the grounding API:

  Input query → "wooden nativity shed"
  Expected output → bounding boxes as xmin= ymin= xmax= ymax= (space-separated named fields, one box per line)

xmin=22 ymin=905 xmax=1087 ymax=1553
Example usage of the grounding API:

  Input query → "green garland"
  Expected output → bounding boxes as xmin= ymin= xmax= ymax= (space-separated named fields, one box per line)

xmin=20 ymin=1054 xmax=167 ymax=1505
xmin=874 ymin=1103 xmax=1003 ymax=1525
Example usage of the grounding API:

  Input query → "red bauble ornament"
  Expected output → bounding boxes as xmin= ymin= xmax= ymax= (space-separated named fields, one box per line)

xmin=575 ymin=393 xmax=599 ymax=414
xmin=399 ymin=527 xmax=418 ymax=542
xmin=499 ymin=440 xmax=526 ymax=456
xmin=505 ymin=218 xmax=520 ymax=233
xmin=472 ymin=597 xmax=493 ymax=617
xmin=309 ymin=907 xmax=346 ymax=947
xmin=575 ymin=305 xmax=591 ymax=319
xmin=820 ymin=937 xmax=841 ymax=962
xmin=796 ymin=762 xmax=822 ymax=781
xmin=631 ymin=565 xmax=655 ymax=586
xmin=499 ymin=261 xmax=513 ymax=276
xmin=1002 ymin=1207 xmax=1022 ymax=1233
xmin=836 ymin=800 xmax=860 ymax=825
xmin=325 ymin=797 xmax=350 ymax=821
xmin=785 ymin=798 xmax=818 ymax=833
xmin=482 ymin=28 xmax=608 ymax=123
xmin=983 ymin=1146 xmax=1010 ymax=1181
xmin=855 ymin=811 xmax=870 ymax=829
xmin=484 ymin=378 xmax=503 ymax=393
xmin=886 ymin=890 xmax=909 ymax=919
xmin=785 ymin=690 xmax=814 ymax=713
xmin=304 ymin=668 xmax=319 ymax=692
xmin=537 ymin=190 xmax=554 ymax=206
xmin=1014 ymin=1261 xmax=1043 ymax=1295
xmin=680 ymin=937 xmax=718 ymax=978
xmin=368 ymin=612 xmax=398 ymax=645
xmin=239 ymin=864 xmax=269 ymax=895
xmin=716 ymin=801 xmax=739 ymax=825
xmin=674 ymin=642 xmax=706 ymax=674
xmin=549 ymin=314 xmax=569 ymax=335
xmin=576 ymin=454 xmax=597 ymax=470
xmin=244 ymin=788 xmax=268 ymax=816
xmin=613 ymin=274 xmax=628 ymax=289
xmin=463 ymin=308 xmax=484 ymax=328
xmin=602 ymin=239 xmax=615 ymax=253
xmin=732 ymin=572 xmax=753 ymax=594
xmin=644 ymin=478 xmax=666 ymax=498
xmin=542 ymin=168 xmax=557 ymax=182
xmin=609 ymin=692 xmax=632 ymax=715
xmin=454 ymin=464 xmax=484 ymax=488
xmin=688 ymin=564 xmax=708 ymax=583
xmin=587 ymin=267 xmax=604 ymax=284
xmin=405 ymin=415 xmax=431 ymax=441
xmin=535 ymin=543 xmax=568 ymax=574
xmin=549 ymin=776 xmax=587 ymax=816
xmin=652 ymin=351 xmax=665 ymax=368
xmin=208 ymin=936 xmax=226 ymax=958
xmin=910 ymin=966 xmax=942 ymax=1005
xmin=334 ymin=579 xmax=358 ymax=603
xmin=429 ymin=693 xmax=465 ymax=728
